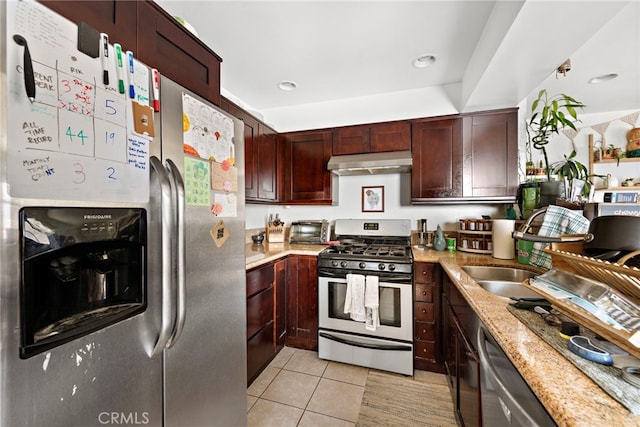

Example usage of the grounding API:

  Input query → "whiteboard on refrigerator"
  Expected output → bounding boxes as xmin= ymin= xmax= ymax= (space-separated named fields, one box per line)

xmin=5 ymin=0 xmax=150 ymax=203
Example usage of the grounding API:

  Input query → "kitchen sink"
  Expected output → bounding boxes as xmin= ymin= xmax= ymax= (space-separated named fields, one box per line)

xmin=461 ymin=266 xmax=541 ymax=299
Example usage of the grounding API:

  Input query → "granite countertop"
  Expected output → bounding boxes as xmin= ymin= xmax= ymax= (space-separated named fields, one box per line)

xmin=245 ymin=241 xmax=326 ymax=269
xmin=245 ymin=243 xmax=640 ymax=425
xmin=419 ymin=248 xmax=640 ymax=427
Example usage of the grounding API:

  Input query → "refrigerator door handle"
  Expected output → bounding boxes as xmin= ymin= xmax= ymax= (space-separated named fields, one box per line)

xmin=149 ymin=156 xmax=177 ymax=358
xmin=166 ymin=159 xmax=186 ymax=348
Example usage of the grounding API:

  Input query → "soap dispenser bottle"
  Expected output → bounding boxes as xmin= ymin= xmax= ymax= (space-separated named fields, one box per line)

xmin=433 ymin=224 xmax=447 ymax=251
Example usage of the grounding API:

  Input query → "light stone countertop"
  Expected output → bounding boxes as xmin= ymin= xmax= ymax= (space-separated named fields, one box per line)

xmin=245 ymin=243 xmax=640 ymax=426
xmin=418 ymin=248 xmax=640 ymax=427
xmin=245 ymin=241 xmax=326 ymax=269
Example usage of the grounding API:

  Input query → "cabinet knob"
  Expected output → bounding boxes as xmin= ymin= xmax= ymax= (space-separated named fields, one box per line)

xmin=422 ymin=329 xmax=427 ymax=334
xmin=422 ymin=309 xmax=427 ymax=314
xmin=422 ymin=291 xmax=427 ymax=296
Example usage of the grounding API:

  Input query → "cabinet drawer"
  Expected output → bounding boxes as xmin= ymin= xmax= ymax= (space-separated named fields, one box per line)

xmin=247 ymin=287 xmax=274 ymax=339
xmin=414 ymin=321 xmax=435 ymax=341
xmin=247 ymin=264 xmax=275 ymax=298
xmin=414 ymin=263 xmax=436 ymax=283
xmin=415 ymin=340 xmax=436 ymax=361
xmin=247 ymin=321 xmax=275 ymax=384
xmin=414 ymin=283 xmax=434 ymax=303
xmin=415 ymin=302 xmax=435 ymax=322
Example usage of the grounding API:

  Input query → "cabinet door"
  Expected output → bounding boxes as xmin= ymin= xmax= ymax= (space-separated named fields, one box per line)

xmin=257 ymin=123 xmax=279 ymax=201
xmin=370 ymin=121 xmax=410 ymax=152
xmin=137 ymin=1 xmax=221 ymax=105
xmin=462 ymin=109 xmax=518 ymax=198
xmin=411 ymin=118 xmax=463 ymax=200
xmin=274 ymin=259 xmax=287 ymax=350
xmin=457 ymin=320 xmax=481 ymax=427
xmin=332 ymin=125 xmax=370 ymax=155
xmin=282 ymin=131 xmax=336 ymax=204
xmin=285 ymin=255 xmax=319 ymax=350
xmin=41 ymin=1 xmax=137 ymax=51
xmin=221 ymin=99 xmax=260 ymax=200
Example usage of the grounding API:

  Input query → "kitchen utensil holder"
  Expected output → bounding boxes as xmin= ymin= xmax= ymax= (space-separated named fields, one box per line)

xmin=266 ymin=225 xmax=285 ymax=243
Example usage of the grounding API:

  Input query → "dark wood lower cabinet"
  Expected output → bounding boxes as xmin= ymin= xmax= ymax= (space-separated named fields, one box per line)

xmin=246 ymin=255 xmax=317 ymax=384
xmin=246 ymin=263 xmax=275 ymax=385
xmin=285 ymin=255 xmax=318 ymax=350
xmin=444 ymin=276 xmax=482 ymax=426
xmin=413 ymin=262 xmax=445 ymax=372
xmin=274 ymin=259 xmax=287 ymax=350
xmin=247 ymin=322 xmax=274 ymax=385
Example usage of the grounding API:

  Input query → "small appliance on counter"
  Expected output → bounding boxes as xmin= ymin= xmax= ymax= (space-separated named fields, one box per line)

xmin=289 ymin=220 xmax=331 ymax=245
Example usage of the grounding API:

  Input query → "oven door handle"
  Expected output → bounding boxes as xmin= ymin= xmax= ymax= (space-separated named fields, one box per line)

xmin=318 ymin=270 xmax=411 ymax=283
xmin=319 ymin=332 xmax=412 ymax=351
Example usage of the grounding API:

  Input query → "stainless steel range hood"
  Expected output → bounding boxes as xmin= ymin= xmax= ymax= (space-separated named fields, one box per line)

xmin=327 ymin=151 xmax=412 ymax=176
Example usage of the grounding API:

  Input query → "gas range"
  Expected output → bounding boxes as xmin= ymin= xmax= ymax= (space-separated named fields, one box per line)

xmin=318 ymin=219 xmax=413 ymax=275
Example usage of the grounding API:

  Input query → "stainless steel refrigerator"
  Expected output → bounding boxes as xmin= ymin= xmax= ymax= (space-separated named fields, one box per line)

xmin=1 ymin=1 xmax=247 ymax=425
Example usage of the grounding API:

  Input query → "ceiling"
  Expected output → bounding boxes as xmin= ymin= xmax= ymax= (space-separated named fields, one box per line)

xmin=155 ymin=1 xmax=639 ymax=131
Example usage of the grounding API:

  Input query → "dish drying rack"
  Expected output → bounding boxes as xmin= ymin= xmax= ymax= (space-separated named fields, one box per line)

xmin=525 ymin=247 xmax=640 ymax=358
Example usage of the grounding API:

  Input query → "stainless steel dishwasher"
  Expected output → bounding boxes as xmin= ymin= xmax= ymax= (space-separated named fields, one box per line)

xmin=476 ymin=325 xmax=557 ymax=427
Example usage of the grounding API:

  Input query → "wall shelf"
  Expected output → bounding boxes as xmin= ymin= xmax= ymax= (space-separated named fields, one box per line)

xmin=592 ymin=158 xmax=640 ymax=164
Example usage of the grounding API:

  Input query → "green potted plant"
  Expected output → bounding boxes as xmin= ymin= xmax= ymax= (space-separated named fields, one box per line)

xmin=526 ymin=89 xmax=586 ymax=205
xmin=551 ymin=149 xmax=591 ymax=199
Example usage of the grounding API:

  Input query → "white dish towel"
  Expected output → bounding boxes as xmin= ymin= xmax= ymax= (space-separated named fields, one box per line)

xmin=365 ymin=275 xmax=380 ymax=331
xmin=344 ymin=273 xmax=366 ymax=322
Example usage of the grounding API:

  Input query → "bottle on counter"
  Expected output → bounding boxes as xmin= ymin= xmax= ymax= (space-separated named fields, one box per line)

xmin=433 ymin=224 xmax=447 ymax=251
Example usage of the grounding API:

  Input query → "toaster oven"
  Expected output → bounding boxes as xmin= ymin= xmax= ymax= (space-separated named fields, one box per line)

xmin=289 ymin=220 xmax=331 ymax=245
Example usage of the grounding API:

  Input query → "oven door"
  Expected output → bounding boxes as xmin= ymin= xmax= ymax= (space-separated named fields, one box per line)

xmin=318 ymin=272 xmax=413 ymax=342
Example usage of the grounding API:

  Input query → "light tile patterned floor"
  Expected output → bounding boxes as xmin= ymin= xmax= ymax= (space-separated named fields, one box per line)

xmin=246 ymin=347 xmax=452 ymax=427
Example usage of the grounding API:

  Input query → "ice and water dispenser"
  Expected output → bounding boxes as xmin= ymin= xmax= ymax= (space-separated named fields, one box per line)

xmin=19 ymin=207 xmax=147 ymax=358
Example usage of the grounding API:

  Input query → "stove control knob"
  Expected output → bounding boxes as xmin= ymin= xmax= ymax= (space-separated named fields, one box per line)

xmin=388 ymin=264 xmax=396 ymax=271
xmin=331 ymin=260 xmax=339 ymax=267
xmin=359 ymin=262 xmax=366 ymax=269
xmin=340 ymin=261 xmax=348 ymax=268
xmin=378 ymin=263 xmax=386 ymax=271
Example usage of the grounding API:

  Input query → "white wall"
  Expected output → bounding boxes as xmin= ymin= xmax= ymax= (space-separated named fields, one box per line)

xmin=246 ymin=173 xmax=506 ymax=231
xmin=524 ymin=109 xmax=640 ymax=187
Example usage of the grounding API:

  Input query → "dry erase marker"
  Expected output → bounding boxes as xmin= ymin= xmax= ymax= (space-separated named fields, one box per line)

xmin=114 ymin=43 xmax=125 ymax=94
xmin=152 ymin=68 xmax=160 ymax=111
xmin=100 ymin=33 xmax=109 ymax=85
xmin=126 ymin=50 xmax=135 ymax=99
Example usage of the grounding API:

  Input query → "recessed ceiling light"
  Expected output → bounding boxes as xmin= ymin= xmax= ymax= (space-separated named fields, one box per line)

xmin=278 ymin=81 xmax=297 ymax=91
xmin=413 ymin=55 xmax=436 ymax=68
xmin=588 ymin=73 xmax=618 ymax=84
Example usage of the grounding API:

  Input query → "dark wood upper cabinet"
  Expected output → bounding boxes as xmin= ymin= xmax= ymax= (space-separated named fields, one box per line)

xmin=41 ymin=1 xmax=222 ymax=106
xmin=332 ymin=121 xmax=410 ymax=155
xmin=137 ymin=2 xmax=221 ymax=106
xmin=256 ymin=123 xmax=279 ymax=202
xmin=282 ymin=131 xmax=337 ymax=205
xmin=40 ymin=1 xmax=138 ymax=51
xmin=221 ymin=98 xmax=280 ymax=203
xmin=370 ymin=121 xmax=411 ymax=152
xmin=411 ymin=117 xmax=463 ymax=201
xmin=332 ymin=125 xmax=370 ymax=155
xmin=462 ymin=109 xmax=518 ymax=199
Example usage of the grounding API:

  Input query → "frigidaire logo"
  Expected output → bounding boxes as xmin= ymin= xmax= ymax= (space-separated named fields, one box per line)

xmin=84 ymin=214 xmax=113 ymax=220
xmin=98 ymin=412 xmax=150 ymax=425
